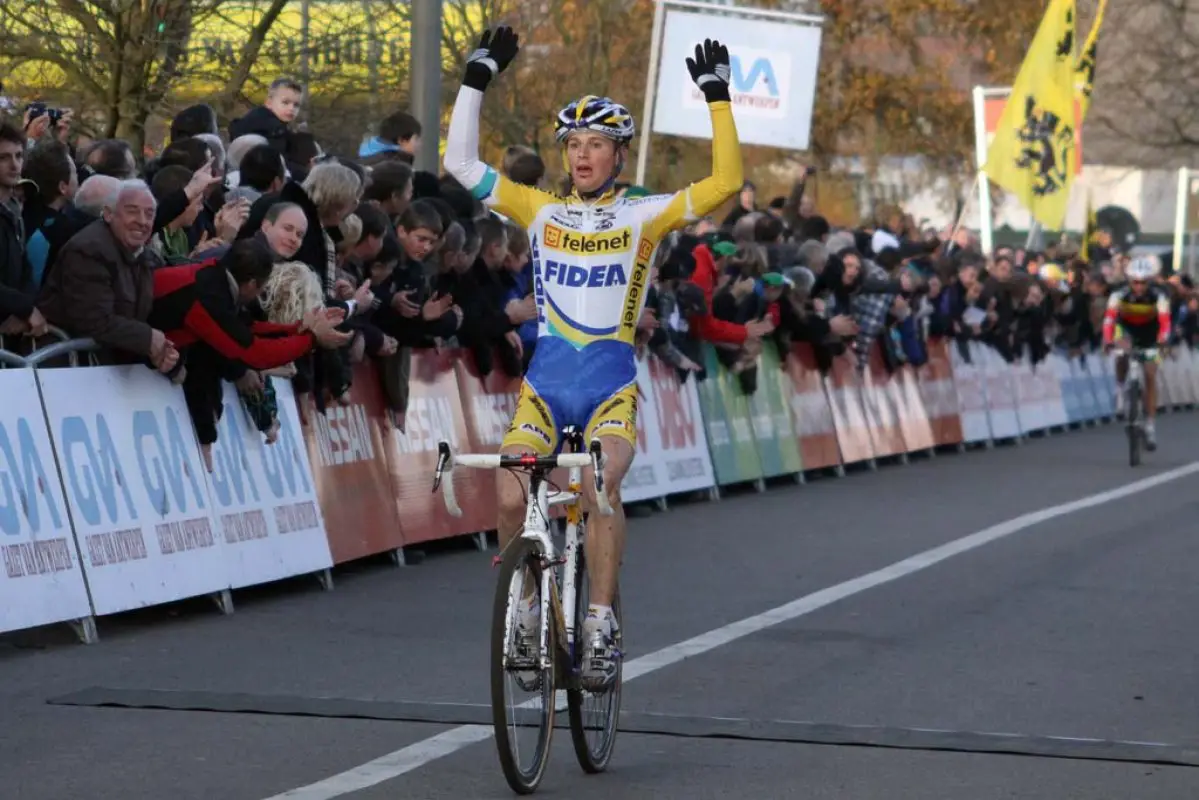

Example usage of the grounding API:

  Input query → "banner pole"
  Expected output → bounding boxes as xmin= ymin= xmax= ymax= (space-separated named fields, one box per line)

xmin=972 ymin=86 xmax=995 ymax=255
xmin=1173 ymin=167 xmax=1188 ymax=274
xmin=635 ymin=0 xmax=668 ymax=187
xmin=948 ymin=171 xmax=979 ymax=247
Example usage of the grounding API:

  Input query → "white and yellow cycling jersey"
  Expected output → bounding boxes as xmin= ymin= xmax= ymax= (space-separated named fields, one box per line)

xmin=443 ymin=85 xmax=742 ymax=453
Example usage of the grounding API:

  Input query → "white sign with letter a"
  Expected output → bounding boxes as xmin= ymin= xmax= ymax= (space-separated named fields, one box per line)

xmin=651 ymin=9 xmax=823 ymax=150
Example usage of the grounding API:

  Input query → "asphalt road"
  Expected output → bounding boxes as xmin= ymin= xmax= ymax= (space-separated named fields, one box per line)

xmin=5 ymin=415 xmax=1199 ymax=799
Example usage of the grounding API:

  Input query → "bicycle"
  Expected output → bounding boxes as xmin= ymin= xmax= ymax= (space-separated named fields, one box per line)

xmin=432 ymin=427 xmax=622 ymax=795
xmin=1118 ymin=346 xmax=1159 ymax=467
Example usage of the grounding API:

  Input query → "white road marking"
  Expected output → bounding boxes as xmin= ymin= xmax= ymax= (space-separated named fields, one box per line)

xmin=263 ymin=460 xmax=1199 ymax=799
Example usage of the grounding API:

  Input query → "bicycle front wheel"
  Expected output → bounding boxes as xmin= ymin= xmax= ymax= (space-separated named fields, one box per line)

xmin=491 ymin=537 xmax=557 ymax=795
xmin=567 ymin=542 xmax=623 ymax=774
xmin=1126 ymin=381 xmax=1142 ymax=467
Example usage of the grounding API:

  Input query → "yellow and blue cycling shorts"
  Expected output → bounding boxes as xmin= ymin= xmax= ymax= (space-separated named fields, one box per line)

xmin=502 ymin=380 xmax=638 ymax=456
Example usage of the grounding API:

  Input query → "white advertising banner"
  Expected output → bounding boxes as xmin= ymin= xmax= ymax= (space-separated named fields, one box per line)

xmin=651 ymin=9 xmax=823 ymax=150
xmin=38 ymin=366 xmax=229 ymax=616
xmin=979 ymin=344 xmax=1021 ymax=440
xmin=621 ymin=355 xmax=666 ymax=503
xmin=206 ymin=379 xmax=332 ymax=590
xmin=645 ymin=356 xmax=716 ymax=494
xmin=0 ymin=369 xmax=93 ymax=634
xmin=949 ymin=342 xmax=991 ymax=444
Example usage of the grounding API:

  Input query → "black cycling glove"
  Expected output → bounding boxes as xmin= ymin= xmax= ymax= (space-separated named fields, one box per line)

xmin=464 ymin=27 xmax=521 ymax=91
xmin=686 ymin=38 xmax=732 ymax=103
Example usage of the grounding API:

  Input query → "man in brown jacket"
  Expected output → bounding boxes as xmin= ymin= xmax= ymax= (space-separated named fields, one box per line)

xmin=38 ymin=179 xmax=179 ymax=373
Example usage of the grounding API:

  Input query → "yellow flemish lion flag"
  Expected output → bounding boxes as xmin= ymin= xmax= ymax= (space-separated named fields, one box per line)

xmin=1075 ymin=0 xmax=1106 ymax=121
xmin=984 ymin=0 xmax=1078 ymax=229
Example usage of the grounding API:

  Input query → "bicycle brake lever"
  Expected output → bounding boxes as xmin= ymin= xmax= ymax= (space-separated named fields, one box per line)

xmin=589 ymin=438 xmax=614 ymax=517
xmin=433 ymin=440 xmax=451 ymax=492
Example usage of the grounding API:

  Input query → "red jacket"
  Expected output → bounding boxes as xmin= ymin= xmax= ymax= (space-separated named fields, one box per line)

xmin=149 ymin=260 xmax=315 ymax=370
xmin=688 ymin=244 xmax=780 ymax=344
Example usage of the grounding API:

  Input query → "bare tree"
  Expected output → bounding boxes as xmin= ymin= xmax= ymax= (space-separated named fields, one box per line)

xmin=1088 ymin=0 xmax=1199 ymax=168
xmin=0 ymin=0 xmax=288 ymax=154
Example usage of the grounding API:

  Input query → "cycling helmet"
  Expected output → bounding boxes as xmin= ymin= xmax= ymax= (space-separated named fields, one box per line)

xmin=1126 ymin=253 xmax=1161 ymax=281
xmin=554 ymin=95 xmax=636 ymax=145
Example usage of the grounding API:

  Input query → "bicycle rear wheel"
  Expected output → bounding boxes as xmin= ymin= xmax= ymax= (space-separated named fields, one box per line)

xmin=491 ymin=537 xmax=556 ymax=795
xmin=567 ymin=540 xmax=622 ymax=774
xmin=1126 ymin=381 xmax=1142 ymax=467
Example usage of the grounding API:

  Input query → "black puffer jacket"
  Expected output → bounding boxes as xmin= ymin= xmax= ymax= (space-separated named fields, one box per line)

xmin=0 ymin=197 xmax=33 ymax=321
xmin=229 ymin=106 xmax=292 ymax=158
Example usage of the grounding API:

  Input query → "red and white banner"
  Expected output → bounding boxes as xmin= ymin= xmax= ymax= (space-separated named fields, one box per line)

xmin=301 ymin=362 xmax=407 ymax=564
xmin=918 ymin=339 xmax=964 ymax=447
xmin=785 ymin=345 xmax=840 ymax=469
xmin=644 ymin=355 xmax=715 ymax=495
xmin=0 ymin=369 xmax=93 ymax=634
xmin=452 ymin=350 xmax=515 ymax=530
xmin=823 ymin=353 xmax=874 ymax=464
xmin=621 ymin=354 xmax=717 ymax=501
xmin=860 ymin=345 xmax=905 ymax=458
xmin=891 ymin=364 xmax=936 ymax=453
xmin=388 ymin=350 xmax=481 ymax=545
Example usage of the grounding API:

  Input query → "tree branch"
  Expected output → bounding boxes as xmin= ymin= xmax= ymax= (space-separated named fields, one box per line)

xmin=212 ymin=0 xmax=290 ymax=112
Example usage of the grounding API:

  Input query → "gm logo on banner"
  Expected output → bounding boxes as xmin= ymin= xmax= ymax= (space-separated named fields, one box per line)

xmin=683 ymin=47 xmax=791 ymax=118
xmin=0 ymin=418 xmax=64 ymax=537
xmin=59 ymin=407 xmax=208 ymax=526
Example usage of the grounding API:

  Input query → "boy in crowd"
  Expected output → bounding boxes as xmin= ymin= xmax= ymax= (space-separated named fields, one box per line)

xmin=359 ymin=110 xmax=422 ymax=167
xmin=229 ymin=77 xmax=303 ymax=165
xmin=501 ymin=224 xmax=537 ymax=368
xmin=370 ymin=200 xmax=458 ymax=345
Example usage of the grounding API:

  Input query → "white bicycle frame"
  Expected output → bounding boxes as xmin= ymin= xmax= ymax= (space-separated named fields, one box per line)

xmin=435 ymin=440 xmax=614 ymax=672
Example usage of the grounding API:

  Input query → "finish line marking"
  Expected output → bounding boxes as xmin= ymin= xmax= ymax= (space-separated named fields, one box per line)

xmin=264 ymin=460 xmax=1199 ymax=799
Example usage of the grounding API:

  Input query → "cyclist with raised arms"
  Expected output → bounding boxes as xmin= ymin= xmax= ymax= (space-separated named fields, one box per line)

xmin=445 ymin=26 xmax=743 ymax=689
xmin=1103 ymin=253 xmax=1170 ymax=450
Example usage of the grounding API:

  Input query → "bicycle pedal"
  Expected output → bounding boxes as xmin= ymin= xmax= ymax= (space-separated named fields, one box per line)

xmin=507 ymin=656 xmax=539 ymax=670
xmin=491 ymin=555 xmax=502 ymax=567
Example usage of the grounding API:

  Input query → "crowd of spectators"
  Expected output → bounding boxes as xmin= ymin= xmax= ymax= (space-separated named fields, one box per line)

xmin=648 ymin=180 xmax=1199 ymax=397
xmin=2 ymin=76 xmax=1193 ymax=469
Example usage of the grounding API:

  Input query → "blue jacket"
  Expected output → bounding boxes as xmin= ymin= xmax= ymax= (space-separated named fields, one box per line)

xmin=503 ymin=262 xmax=538 ymax=345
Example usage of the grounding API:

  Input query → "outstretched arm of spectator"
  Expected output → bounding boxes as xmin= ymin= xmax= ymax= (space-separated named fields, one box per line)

xmin=184 ymin=302 xmax=315 ymax=370
xmin=690 ymin=312 xmax=749 ymax=346
xmin=250 ymin=320 xmax=303 ymax=336
xmin=187 ymin=276 xmax=316 ymax=370
xmin=781 ymin=174 xmax=807 ymax=232
xmin=648 ymin=327 xmax=699 ymax=371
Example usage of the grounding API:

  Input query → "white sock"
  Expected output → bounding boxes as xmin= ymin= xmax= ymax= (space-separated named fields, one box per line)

xmin=587 ymin=604 xmax=613 ymax=620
